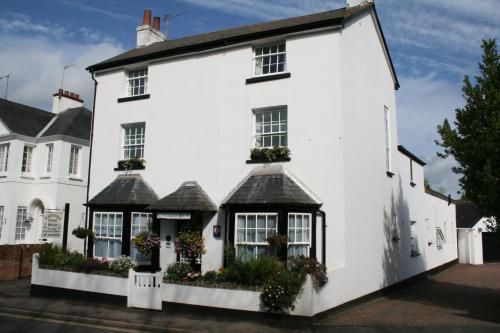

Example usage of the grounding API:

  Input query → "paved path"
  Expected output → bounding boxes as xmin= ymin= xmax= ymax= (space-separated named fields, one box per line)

xmin=0 ymin=264 xmax=498 ymax=332
xmin=317 ymin=263 xmax=500 ymax=330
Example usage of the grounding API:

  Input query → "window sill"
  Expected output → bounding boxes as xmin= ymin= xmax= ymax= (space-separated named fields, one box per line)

xmin=114 ymin=165 xmax=146 ymax=171
xmin=410 ymin=181 xmax=416 ymax=187
xmin=246 ymin=73 xmax=291 ymax=85
xmin=386 ymin=171 xmax=395 ymax=178
xmin=39 ymin=176 xmax=51 ymax=179
xmin=68 ymin=177 xmax=83 ymax=182
xmin=117 ymin=94 xmax=150 ymax=103
xmin=246 ymin=157 xmax=291 ymax=164
xmin=0 ymin=175 xmax=6 ymax=179
xmin=21 ymin=175 xmax=34 ymax=180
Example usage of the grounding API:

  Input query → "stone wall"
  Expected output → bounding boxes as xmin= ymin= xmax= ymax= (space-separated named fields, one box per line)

xmin=0 ymin=244 xmax=44 ymax=280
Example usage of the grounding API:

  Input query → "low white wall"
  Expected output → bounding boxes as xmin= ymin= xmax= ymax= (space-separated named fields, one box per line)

xmin=31 ymin=254 xmax=127 ymax=296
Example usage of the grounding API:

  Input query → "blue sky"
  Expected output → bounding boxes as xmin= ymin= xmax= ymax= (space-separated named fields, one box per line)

xmin=0 ymin=0 xmax=499 ymax=196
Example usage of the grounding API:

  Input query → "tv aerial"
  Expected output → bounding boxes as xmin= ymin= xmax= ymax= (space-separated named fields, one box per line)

xmin=163 ymin=10 xmax=189 ymax=40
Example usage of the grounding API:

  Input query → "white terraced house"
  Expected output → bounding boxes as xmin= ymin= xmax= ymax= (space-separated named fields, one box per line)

xmin=34 ymin=0 xmax=457 ymax=316
xmin=0 ymin=91 xmax=91 ymax=250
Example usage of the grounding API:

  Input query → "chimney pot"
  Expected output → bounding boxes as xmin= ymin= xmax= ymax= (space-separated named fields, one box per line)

xmin=75 ymin=94 xmax=80 ymax=99
xmin=143 ymin=9 xmax=152 ymax=26
xmin=153 ymin=16 xmax=160 ymax=31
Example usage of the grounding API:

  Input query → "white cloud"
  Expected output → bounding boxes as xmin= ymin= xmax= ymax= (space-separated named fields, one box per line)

xmin=0 ymin=12 xmax=69 ymax=39
xmin=424 ymin=154 xmax=462 ymax=197
xmin=60 ymin=0 xmax=135 ymax=22
xmin=0 ymin=34 xmax=124 ymax=111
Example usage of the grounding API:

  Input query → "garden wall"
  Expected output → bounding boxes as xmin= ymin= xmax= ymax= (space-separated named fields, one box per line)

xmin=0 ymin=244 xmax=44 ymax=280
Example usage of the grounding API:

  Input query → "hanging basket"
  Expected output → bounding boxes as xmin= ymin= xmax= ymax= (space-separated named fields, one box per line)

xmin=72 ymin=226 xmax=94 ymax=240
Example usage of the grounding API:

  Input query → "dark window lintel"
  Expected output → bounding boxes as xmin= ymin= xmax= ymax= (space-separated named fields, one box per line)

xmin=117 ymin=94 xmax=150 ymax=103
xmin=246 ymin=73 xmax=291 ymax=84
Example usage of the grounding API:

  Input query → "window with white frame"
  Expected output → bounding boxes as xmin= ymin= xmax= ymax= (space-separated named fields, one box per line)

xmin=130 ymin=212 xmax=151 ymax=263
xmin=235 ymin=213 xmax=277 ymax=260
xmin=254 ymin=108 xmax=287 ymax=148
xmin=0 ymin=206 xmax=4 ymax=240
xmin=410 ymin=220 xmax=419 ymax=256
xmin=384 ymin=106 xmax=392 ymax=172
xmin=21 ymin=145 xmax=34 ymax=174
xmin=15 ymin=207 xmax=27 ymax=241
xmin=68 ymin=145 xmax=80 ymax=176
xmin=93 ymin=212 xmax=123 ymax=258
xmin=123 ymin=124 xmax=145 ymax=159
xmin=288 ymin=213 xmax=311 ymax=258
xmin=254 ymin=43 xmax=286 ymax=76
xmin=128 ymin=68 xmax=148 ymax=96
xmin=45 ymin=144 xmax=54 ymax=174
xmin=0 ymin=144 xmax=9 ymax=173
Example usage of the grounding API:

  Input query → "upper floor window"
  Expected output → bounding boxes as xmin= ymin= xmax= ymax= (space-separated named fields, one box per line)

xmin=69 ymin=145 xmax=81 ymax=177
xmin=254 ymin=107 xmax=287 ymax=148
xmin=254 ymin=43 xmax=286 ymax=76
xmin=21 ymin=145 xmax=34 ymax=175
xmin=0 ymin=144 xmax=9 ymax=173
xmin=46 ymin=144 xmax=54 ymax=174
xmin=384 ymin=106 xmax=392 ymax=172
xmin=123 ymin=124 xmax=145 ymax=159
xmin=128 ymin=68 xmax=148 ymax=96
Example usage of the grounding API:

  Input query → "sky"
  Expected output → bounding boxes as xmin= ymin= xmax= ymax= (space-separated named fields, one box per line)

xmin=0 ymin=0 xmax=499 ymax=197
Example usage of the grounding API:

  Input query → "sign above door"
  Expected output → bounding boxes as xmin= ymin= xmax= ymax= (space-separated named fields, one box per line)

xmin=157 ymin=212 xmax=191 ymax=220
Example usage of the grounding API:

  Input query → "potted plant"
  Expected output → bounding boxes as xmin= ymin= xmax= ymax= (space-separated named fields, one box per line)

xmin=174 ymin=231 xmax=206 ymax=271
xmin=132 ymin=230 xmax=160 ymax=255
xmin=116 ymin=157 xmax=146 ymax=170
xmin=250 ymin=146 xmax=290 ymax=162
xmin=72 ymin=226 xmax=95 ymax=240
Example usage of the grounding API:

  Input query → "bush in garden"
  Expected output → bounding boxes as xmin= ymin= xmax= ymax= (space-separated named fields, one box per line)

xmin=288 ymin=255 xmax=328 ymax=289
xmin=260 ymin=268 xmax=306 ymax=313
xmin=109 ymin=255 xmax=136 ymax=275
xmin=221 ymin=255 xmax=282 ymax=287
xmin=78 ymin=257 xmax=109 ymax=274
xmin=38 ymin=243 xmax=63 ymax=266
xmin=203 ymin=270 xmax=219 ymax=283
xmin=165 ymin=262 xmax=192 ymax=282
xmin=53 ymin=250 xmax=85 ymax=269
xmin=174 ymin=231 xmax=206 ymax=271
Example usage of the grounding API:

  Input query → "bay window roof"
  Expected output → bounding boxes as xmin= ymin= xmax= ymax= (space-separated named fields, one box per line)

xmin=87 ymin=174 xmax=158 ymax=206
xmin=147 ymin=181 xmax=217 ymax=212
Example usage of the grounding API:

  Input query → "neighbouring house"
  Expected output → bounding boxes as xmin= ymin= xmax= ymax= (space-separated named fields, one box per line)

xmin=32 ymin=0 xmax=458 ymax=316
xmin=456 ymin=201 xmax=499 ymax=264
xmin=0 ymin=90 xmax=91 ymax=251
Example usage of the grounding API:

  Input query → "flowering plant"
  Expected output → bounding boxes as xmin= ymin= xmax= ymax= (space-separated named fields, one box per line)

xmin=109 ymin=255 xmax=136 ymax=275
xmin=132 ymin=231 xmax=160 ymax=254
xmin=174 ymin=231 xmax=206 ymax=270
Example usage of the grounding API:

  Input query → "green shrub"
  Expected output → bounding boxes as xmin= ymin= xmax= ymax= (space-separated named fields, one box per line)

xmin=38 ymin=243 xmax=63 ymax=266
xmin=250 ymin=147 xmax=290 ymax=161
xmin=288 ymin=256 xmax=328 ymax=289
xmin=166 ymin=262 xmax=192 ymax=282
xmin=222 ymin=256 xmax=282 ymax=287
xmin=109 ymin=256 xmax=136 ymax=275
xmin=53 ymin=250 xmax=85 ymax=268
xmin=78 ymin=257 xmax=108 ymax=274
xmin=203 ymin=271 xmax=219 ymax=283
xmin=260 ymin=268 xmax=306 ymax=313
xmin=223 ymin=244 xmax=236 ymax=268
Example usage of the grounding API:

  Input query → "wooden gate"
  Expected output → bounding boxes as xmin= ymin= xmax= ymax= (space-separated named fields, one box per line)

xmin=127 ymin=269 xmax=163 ymax=310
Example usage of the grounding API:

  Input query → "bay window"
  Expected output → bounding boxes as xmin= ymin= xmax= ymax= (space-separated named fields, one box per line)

xmin=235 ymin=213 xmax=277 ymax=260
xmin=287 ymin=213 xmax=311 ymax=257
xmin=254 ymin=43 xmax=286 ymax=76
xmin=94 ymin=212 xmax=123 ymax=258
xmin=254 ymin=107 xmax=287 ymax=148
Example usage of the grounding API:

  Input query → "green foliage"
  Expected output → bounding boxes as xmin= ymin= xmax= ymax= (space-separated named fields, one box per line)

xmin=223 ymin=244 xmax=236 ymax=268
xmin=165 ymin=262 xmax=192 ymax=282
xmin=436 ymin=39 xmax=500 ymax=230
xmin=220 ymin=255 xmax=283 ymax=287
xmin=174 ymin=231 xmax=206 ymax=271
xmin=117 ymin=157 xmax=146 ymax=170
xmin=38 ymin=243 xmax=63 ymax=266
xmin=109 ymin=255 xmax=137 ymax=275
xmin=72 ymin=226 xmax=94 ymax=240
xmin=288 ymin=256 xmax=328 ymax=289
xmin=250 ymin=146 xmax=290 ymax=161
xmin=260 ymin=268 xmax=306 ymax=313
xmin=203 ymin=270 xmax=219 ymax=283
xmin=266 ymin=234 xmax=288 ymax=248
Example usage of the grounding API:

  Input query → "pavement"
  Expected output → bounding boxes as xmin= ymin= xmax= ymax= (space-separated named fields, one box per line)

xmin=0 ymin=263 xmax=498 ymax=332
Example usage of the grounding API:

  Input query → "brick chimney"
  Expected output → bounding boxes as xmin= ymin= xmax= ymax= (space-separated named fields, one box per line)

xmin=52 ymin=89 xmax=84 ymax=114
xmin=136 ymin=9 xmax=165 ymax=48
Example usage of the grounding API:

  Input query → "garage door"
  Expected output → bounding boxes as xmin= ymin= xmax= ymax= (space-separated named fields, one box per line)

xmin=482 ymin=232 xmax=500 ymax=262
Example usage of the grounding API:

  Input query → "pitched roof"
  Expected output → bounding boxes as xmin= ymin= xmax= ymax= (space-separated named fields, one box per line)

xmin=41 ymin=107 xmax=92 ymax=140
xmin=456 ymin=201 xmax=483 ymax=228
xmin=147 ymin=181 xmax=217 ymax=212
xmin=88 ymin=174 xmax=159 ymax=206
xmin=0 ymin=98 xmax=55 ymax=136
xmin=87 ymin=4 xmax=372 ymax=72
xmin=223 ymin=165 xmax=320 ymax=206
xmin=398 ymin=145 xmax=426 ymax=166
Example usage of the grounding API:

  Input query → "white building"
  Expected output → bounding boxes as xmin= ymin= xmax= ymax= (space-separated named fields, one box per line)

xmin=85 ymin=1 xmax=457 ymax=315
xmin=0 ymin=90 xmax=91 ymax=251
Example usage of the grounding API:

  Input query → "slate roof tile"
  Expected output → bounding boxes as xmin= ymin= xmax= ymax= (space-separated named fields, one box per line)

xmin=88 ymin=174 xmax=159 ymax=206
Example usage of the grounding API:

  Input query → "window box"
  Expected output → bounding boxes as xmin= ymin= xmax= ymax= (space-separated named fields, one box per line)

xmin=249 ymin=147 xmax=290 ymax=163
xmin=114 ymin=158 xmax=146 ymax=171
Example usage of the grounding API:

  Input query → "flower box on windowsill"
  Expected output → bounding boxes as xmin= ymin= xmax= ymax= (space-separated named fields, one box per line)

xmin=114 ymin=158 xmax=146 ymax=171
xmin=246 ymin=157 xmax=291 ymax=164
xmin=248 ymin=147 xmax=291 ymax=164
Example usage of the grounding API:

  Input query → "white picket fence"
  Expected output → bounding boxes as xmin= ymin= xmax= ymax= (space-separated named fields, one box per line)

xmin=127 ymin=269 xmax=163 ymax=310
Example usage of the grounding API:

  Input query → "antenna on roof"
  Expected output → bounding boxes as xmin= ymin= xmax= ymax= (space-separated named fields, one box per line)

xmin=0 ymin=73 xmax=12 ymax=100
xmin=60 ymin=64 xmax=74 ymax=91
xmin=163 ymin=10 xmax=188 ymax=40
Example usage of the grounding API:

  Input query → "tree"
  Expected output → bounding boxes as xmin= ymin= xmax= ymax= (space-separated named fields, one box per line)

xmin=436 ymin=39 xmax=500 ymax=233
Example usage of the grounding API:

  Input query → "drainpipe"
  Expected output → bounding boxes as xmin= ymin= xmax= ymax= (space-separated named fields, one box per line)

xmin=319 ymin=210 xmax=326 ymax=266
xmin=84 ymin=72 xmax=98 ymax=255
